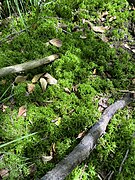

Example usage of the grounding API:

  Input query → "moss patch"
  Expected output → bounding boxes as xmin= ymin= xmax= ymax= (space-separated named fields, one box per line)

xmin=0 ymin=0 xmax=135 ymax=179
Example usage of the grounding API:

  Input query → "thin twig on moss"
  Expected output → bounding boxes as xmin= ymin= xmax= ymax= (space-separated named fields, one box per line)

xmin=119 ymin=149 xmax=129 ymax=173
xmin=0 ymin=29 xmax=26 ymax=44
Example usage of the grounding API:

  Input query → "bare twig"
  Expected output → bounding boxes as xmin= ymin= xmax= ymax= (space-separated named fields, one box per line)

xmin=0 ymin=29 xmax=26 ymax=44
xmin=0 ymin=54 xmax=59 ymax=77
xmin=62 ymin=29 xmax=72 ymax=35
xmin=118 ymin=90 xmax=135 ymax=93
xmin=119 ymin=149 xmax=129 ymax=173
xmin=107 ymin=171 xmax=114 ymax=180
xmin=97 ymin=174 xmax=103 ymax=180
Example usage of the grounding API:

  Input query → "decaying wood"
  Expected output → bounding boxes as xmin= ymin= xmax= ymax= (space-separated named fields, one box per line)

xmin=0 ymin=54 xmax=59 ymax=77
xmin=41 ymin=93 xmax=134 ymax=180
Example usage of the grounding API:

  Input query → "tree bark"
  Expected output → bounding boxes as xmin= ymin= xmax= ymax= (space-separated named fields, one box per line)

xmin=0 ymin=54 xmax=59 ymax=77
xmin=41 ymin=93 xmax=134 ymax=180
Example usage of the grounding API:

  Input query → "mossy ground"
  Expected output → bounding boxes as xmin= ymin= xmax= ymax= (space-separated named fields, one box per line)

xmin=0 ymin=0 xmax=135 ymax=179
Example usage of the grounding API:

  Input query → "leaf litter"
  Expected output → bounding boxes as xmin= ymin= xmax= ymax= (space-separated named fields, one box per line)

xmin=49 ymin=38 xmax=62 ymax=47
xmin=39 ymin=78 xmax=48 ymax=92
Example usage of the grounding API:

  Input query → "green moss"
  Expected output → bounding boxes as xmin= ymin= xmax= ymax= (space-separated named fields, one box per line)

xmin=0 ymin=0 xmax=134 ymax=179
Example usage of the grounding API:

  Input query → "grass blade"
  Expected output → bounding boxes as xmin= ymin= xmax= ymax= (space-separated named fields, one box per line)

xmin=0 ymin=132 xmax=38 ymax=148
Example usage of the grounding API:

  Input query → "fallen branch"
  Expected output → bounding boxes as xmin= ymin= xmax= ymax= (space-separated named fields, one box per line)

xmin=41 ymin=93 xmax=134 ymax=180
xmin=0 ymin=54 xmax=59 ymax=77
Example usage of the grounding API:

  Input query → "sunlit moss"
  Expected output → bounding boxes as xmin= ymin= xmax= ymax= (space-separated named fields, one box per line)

xmin=0 ymin=0 xmax=134 ymax=179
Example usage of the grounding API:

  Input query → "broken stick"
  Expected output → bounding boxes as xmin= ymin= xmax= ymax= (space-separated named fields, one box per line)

xmin=41 ymin=93 xmax=134 ymax=180
xmin=0 ymin=54 xmax=59 ymax=77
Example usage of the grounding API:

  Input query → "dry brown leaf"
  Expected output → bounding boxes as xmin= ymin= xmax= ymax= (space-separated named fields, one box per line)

xmin=15 ymin=75 xmax=27 ymax=83
xmin=101 ymin=11 xmax=109 ymax=17
xmin=50 ymin=143 xmax=56 ymax=157
xmin=40 ymin=78 xmax=47 ymax=92
xmin=32 ymin=73 xmax=44 ymax=83
xmin=42 ymin=155 xmax=53 ymax=163
xmin=64 ymin=87 xmax=71 ymax=94
xmin=98 ymin=106 xmax=104 ymax=112
xmin=132 ymin=49 xmax=135 ymax=53
xmin=100 ymin=34 xmax=109 ymax=42
xmin=0 ymin=169 xmax=9 ymax=178
xmin=91 ymin=25 xmax=109 ymax=33
xmin=82 ymin=19 xmax=89 ymax=24
xmin=76 ymin=131 xmax=86 ymax=139
xmin=123 ymin=43 xmax=130 ymax=50
xmin=80 ymin=35 xmax=87 ymax=39
xmin=100 ymin=11 xmax=109 ymax=21
xmin=132 ymin=78 xmax=135 ymax=85
xmin=72 ymin=25 xmax=83 ymax=32
xmin=44 ymin=73 xmax=57 ymax=85
xmin=109 ymin=16 xmax=116 ymax=22
xmin=18 ymin=106 xmax=27 ymax=117
xmin=93 ymin=69 xmax=97 ymax=75
xmin=49 ymin=38 xmax=62 ymax=47
xmin=27 ymin=83 xmax=35 ymax=93
xmin=98 ymin=97 xmax=108 ymax=108
xmin=52 ymin=143 xmax=56 ymax=153
xmin=82 ymin=20 xmax=109 ymax=33
xmin=2 ymin=105 xmax=8 ymax=112
xmin=100 ymin=17 xmax=106 ymax=22
xmin=72 ymin=85 xmax=78 ymax=92
xmin=58 ymin=23 xmax=68 ymax=30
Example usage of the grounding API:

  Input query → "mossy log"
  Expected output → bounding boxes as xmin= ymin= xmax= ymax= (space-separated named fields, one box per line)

xmin=41 ymin=93 xmax=134 ymax=180
xmin=0 ymin=54 xmax=59 ymax=77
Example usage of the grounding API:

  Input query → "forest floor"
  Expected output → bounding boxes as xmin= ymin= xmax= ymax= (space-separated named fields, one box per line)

xmin=0 ymin=0 xmax=135 ymax=179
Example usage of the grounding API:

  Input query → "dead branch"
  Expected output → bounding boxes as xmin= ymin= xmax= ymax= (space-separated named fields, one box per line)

xmin=41 ymin=93 xmax=134 ymax=180
xmin=0 ymin=54 xmax=59 ymax=77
